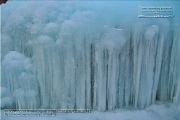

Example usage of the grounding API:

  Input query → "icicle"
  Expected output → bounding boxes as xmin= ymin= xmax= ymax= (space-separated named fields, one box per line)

xmin=2 ymin=2 xmax=180 ymax=111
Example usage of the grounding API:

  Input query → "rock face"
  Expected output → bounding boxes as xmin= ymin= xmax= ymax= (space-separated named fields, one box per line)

xmin=0 ymin=0 xmax=8 ymax=5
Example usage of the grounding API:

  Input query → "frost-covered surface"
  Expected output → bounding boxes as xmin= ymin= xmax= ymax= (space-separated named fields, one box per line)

xmin=1 ymin=0 xmax=180 ymax=114
xmin=1 ymin=103 xmax=180 ymax=120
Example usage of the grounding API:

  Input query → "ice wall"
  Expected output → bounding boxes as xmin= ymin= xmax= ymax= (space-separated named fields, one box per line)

xmin=1 ymin=1 xmax=180 ymax=111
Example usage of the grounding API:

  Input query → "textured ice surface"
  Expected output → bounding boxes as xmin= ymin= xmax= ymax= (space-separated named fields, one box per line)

xmin=1 ymin=1 xmax=180 ymax=111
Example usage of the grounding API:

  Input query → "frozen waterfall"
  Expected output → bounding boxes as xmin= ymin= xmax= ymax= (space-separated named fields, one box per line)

xmin=1 ymin=1 xmax=180 ymax=111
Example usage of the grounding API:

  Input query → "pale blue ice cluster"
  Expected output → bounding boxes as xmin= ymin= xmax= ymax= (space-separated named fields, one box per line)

xmin=1 ymin=1 xmax=180 ymax=111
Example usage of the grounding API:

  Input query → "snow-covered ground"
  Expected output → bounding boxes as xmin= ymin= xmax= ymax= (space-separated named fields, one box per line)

xmin=1 ymin=103 xmax=180 ymax=120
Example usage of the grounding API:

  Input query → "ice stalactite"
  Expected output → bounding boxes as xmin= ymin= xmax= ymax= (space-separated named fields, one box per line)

xmin=1 ymin=35 xmax=13 ymax=57
xmin=155 ymin=22 xmax=180 ymax=105
xmin=170 ymin=28 xmax=180 ymax=105
xmin=1 ymin=87 xmax=14 ymax=109
xmin=132 ymin=25 xmax=160 ymax=108
xmin=95 ymin=28 xmax=127 ymax=111
xmin=2 ymin=51 xmax=39 ymax=109
xmin=32 ymin=35 xmax=56 ymax=109
xmin=1 ymin=1 xmax=180 ymax=111
xmin=2 ymin=25 xmax=180 ymax=110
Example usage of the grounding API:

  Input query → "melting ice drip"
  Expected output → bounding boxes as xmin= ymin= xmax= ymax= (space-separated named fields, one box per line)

xmin=1 ymin=2 xmax=180 ymax=111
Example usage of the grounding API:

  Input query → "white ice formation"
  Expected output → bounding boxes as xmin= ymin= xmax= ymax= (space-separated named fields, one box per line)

xmin=1 ymin=1 xmax=180 ymax=111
